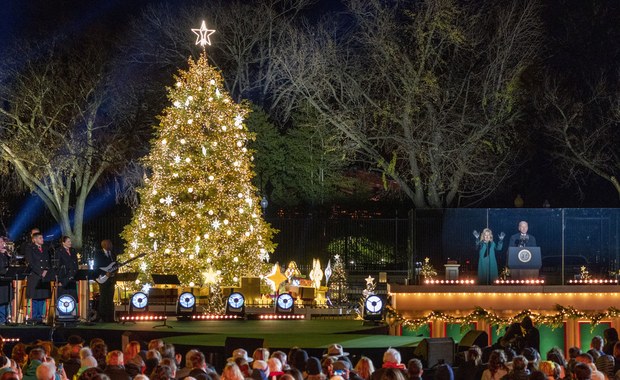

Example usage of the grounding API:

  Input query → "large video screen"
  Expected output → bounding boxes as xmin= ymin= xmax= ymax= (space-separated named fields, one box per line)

xmin=413 ymin=208 xmax=620 ymax=284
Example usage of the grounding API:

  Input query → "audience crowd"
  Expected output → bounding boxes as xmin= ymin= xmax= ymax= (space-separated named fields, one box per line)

xmin=1 ymin=324 xmax=619 ymax=380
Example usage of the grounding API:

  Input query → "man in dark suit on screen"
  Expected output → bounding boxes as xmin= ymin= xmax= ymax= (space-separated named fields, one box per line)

xmin=509 ymin=221 xmax=537 ymax=247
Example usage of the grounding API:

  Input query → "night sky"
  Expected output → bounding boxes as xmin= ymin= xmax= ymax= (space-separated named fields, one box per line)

xmin=1 ymin=0 xmax=619 ymax=209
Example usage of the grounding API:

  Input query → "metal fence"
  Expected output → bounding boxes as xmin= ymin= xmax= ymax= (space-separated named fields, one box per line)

xmin=74 ymin=215 xmax=411 ymax=274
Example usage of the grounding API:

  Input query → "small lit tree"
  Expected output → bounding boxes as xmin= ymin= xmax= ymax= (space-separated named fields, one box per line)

xmin=328 ymin=254 xmax=349 ymax=305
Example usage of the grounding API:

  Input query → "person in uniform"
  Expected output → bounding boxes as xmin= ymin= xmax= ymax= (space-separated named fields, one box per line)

xmin=25 ymin=232 xmax=51 ymax=324
xmin=57 ymin=236 xmax=78 ymax=301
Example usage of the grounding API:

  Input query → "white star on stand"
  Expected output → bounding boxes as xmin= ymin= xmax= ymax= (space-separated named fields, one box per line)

xmin=192 ymin=20 xmax=216 ymax=47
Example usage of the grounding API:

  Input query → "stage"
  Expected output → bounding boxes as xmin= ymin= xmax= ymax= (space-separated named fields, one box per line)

xmin=388 ymin=283 xmax=620 ymax=356
xmin=0 ymin=318 xmax=423 ymax=369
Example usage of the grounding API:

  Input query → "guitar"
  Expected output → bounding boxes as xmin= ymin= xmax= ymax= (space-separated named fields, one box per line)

xmin=96 ymin=253 xmax=147 ymax=284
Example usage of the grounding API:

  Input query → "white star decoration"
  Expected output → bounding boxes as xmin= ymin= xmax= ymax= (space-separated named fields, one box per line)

xmin=212 ymin=219 xmax=221 ymax=229
xmin=163 ymin=195 xmax=173 ymax=206
xmin=365 ymin=275 xmax=375 ymax=286
xmin=192 ymin=20 xmax=216 ymax=47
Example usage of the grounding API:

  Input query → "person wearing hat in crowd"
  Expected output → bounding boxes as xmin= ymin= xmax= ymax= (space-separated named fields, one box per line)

xmin=370 ymin=349 xmax=406 ymax=380
xmin=323 ymin=345 xmax=352 ymax=369
xmin=229 ymin=349 xmax=253 ymax=364
xmin=306 ymin=357 xmax=326 ymax=380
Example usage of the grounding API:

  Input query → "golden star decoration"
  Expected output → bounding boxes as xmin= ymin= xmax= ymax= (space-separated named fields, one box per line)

xmin=365 ymin=275 xmax=375 ymax=286
xmin=266 ymin=263 xmax=287 ymax=291
xmin=203 ymin=267 xmax=220 ymax=284
xmin=192 ymin=20 xmax=216 ymax=47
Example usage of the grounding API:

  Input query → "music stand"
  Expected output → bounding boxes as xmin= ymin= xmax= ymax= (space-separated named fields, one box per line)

xmin=4 ymin=266 xmax=28 ymax=325
xmin=115 ymin=272 xmax=139 ymax=322
xmin=151 ymin=274 xmax=180 ymax=329
xmin=73 ymin=269 xmax=94 ymax=325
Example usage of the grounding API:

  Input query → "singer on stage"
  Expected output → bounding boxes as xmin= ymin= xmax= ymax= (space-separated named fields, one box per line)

xmin=509 ymin=221 xmax=537 ymax=247
xmin=474 ymin=228 xmax=504 ymax=285
xmin=58 ymin=236 xmax=78 ymax=300
xmin=25 ymin=232 xmax=51 ymax=324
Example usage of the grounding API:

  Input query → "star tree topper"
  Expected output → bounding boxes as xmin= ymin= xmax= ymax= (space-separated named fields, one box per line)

xmin=192 ymin=20 xmax=216 ymax=47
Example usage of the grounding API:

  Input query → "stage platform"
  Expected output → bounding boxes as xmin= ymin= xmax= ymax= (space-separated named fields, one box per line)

xmin=387 ymin=283 xmax=620 ymax=356
xmin=0 ymin=319 xmax=423 ymax=369
xmin=388 ymin=283 xmax=620 ymax=314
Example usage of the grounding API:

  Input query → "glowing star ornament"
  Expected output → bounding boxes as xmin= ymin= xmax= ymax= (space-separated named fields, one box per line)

xmin=365 ymin=275 xmax=375 ymax=286
xmin=203 ymin=267 xmax=220 ymax=284
xmin=192 ymin=20 xmax=216 ymax=47
xmin=266 ymin=263 xmax=288 ymax=291
xmin=163 ymin=195 xmax=173 ymax=206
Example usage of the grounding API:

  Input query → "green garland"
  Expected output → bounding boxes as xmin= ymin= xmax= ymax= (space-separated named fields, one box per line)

xmin=386 ymin=304 xmax=620 ymax=332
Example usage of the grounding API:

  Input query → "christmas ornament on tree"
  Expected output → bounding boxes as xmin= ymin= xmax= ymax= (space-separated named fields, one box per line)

xmin=328 ymin=254 xmax=349 ymax=305
xmin=121 ymin=21 xmax=276 ymax=287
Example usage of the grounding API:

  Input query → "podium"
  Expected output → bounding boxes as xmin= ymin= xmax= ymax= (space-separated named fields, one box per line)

xmin=507 ymin=246 xmax=542 ymax=280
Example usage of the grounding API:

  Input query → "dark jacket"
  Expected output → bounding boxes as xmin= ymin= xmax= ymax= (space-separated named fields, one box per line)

xmin=58 ymin=246 xmax=79 ymax=299
xmin=0 ymin=252 xmax=12 ymax=304
xmin=500 ymin=370 xmax=530 ymax=380
xmin=103 ymin=365 xmax=131 ymax=380
xmin=25 ymin=243 xmax=52 ymax=299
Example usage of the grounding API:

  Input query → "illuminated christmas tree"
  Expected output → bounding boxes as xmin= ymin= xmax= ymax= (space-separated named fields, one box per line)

xmin=121 ymin=22 xmax=276 ymax=287
xmin=328 ymin=254 xmax=349 ymax=305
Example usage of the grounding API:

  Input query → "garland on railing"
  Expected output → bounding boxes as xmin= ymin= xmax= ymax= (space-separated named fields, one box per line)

xmin=386 ymin=304 xmax=620 ymax=331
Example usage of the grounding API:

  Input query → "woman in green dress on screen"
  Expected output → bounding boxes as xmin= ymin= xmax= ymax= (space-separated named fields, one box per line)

xmin=473 ymin=228 xmax=505 ymax=285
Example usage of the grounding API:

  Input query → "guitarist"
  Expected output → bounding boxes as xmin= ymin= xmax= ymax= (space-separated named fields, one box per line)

xmin=95 ymin=239 xmax=116 ymax=322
